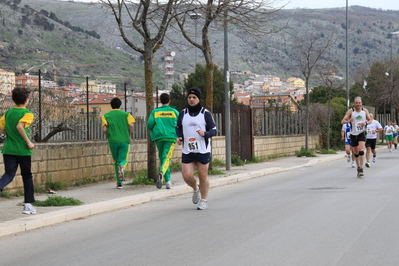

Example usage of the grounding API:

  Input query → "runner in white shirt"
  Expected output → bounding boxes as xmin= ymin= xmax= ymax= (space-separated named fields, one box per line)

xmin=341 ymin=96 xmax=371 ymax=178
xmin=384 ymin=121 xmax=395 ymax=152
xmin=365 ymin=114 xmax=383 ymax=168
xmin=176 ymin=87 xmax=217 ymax=210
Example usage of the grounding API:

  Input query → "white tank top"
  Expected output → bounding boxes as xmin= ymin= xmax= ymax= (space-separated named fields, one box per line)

xmin=350 ymin=108 xmax=366 ymax=136
xmin=181 ymin=108 xmax=211 ymax=154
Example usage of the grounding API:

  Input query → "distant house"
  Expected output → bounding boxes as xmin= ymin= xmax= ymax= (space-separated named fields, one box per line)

xmin=74 ymin=94 xmax=124 ymax=117
xmin=249 ymin=93 xmax=300 ymax=113
xmin=286 ymin=77 xmax=305 ymax=88
xmin=0 ymin=69 xmax=15 ymax=94
xmin=235 ymin=92 xmax=252 ymax=105
xmin=80 ymin=80 xmax=116 ymax=94
xmin=15 ymin=73 xmax=39 ymax=89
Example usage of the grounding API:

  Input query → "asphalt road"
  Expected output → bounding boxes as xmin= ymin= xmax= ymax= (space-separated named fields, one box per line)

xmin=1 ymin=148 xmax=399 ymax=266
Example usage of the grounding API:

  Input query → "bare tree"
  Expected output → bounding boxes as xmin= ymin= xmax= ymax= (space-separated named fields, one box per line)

xmin=173 ymin=0 xmax=284 ymax=112
xmin=294 ymin=28 xmax=335 ymax=150
xmin=318 ymin=62 xmax=340 ymax=150
xmin=100 ymin=0 xmax=177 ymax=180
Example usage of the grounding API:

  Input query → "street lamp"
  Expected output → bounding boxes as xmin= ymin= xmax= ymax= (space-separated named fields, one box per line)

xmin=189 ymin=13 xmax=201 ymax=66
xmin=389 ymin=31 xmax=399 ymax=121
xmin=389 ymin=31 xmax=399 ymax=62
xmin=346 ymin=0 xmax=349 ymax=110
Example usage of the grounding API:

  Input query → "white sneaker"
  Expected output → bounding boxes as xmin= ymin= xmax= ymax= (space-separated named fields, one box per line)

xmin=22 ymin=203 xmax=36 ymax=215
xmin=346 ymin=156 xmax=351 ymax=162
xmin=166 ymin=181 xmax=172 ymax=189
xmin=372 ymin=157 xmax=376 ymax=163
xmin=197 ymin=199 xmax=208 ymax=210
xmin=351 ymin=162 xmax=355 ymax=168
xmin=192 ymin=187 xmax=200 ymax=204
xmin=390 ymin=149 xmax=392 ymax=153
xmin=365 ymin=162 xmax=370 ymax=168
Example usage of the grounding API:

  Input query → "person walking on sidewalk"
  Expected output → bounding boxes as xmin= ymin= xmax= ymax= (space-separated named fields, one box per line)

xmin=341 ymin=123 xmax=355 ymax=168
xmin=0 ymin=88 xmax=36 ymax=215
xmin=176 ymin=87 xmax=217 ymax=210
xmin=102 ymin=97 xmax=135 ymax=189
xmin=147 ymin=93 xmax=179 ymax=189
xmin=341 ymin=96 xmax=371 ymax=178
xmin=365 ymin=113 xmax=382 ymax=168
xmin=384 ymin=121 xmax=395 ymax=152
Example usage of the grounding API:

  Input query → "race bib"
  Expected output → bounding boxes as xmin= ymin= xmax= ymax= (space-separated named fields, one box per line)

xmin=187 ymin=137 xmax=200 ymax=152
xmin=366 ymin=128 xmax=373 ymax=136
xmin=355 ymin=123 xmax=364 ymax=134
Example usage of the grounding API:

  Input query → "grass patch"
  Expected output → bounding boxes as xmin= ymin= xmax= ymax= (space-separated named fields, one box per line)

xmin=74 ymin=177 xmax=99 ymax=186
xmin=33 ymin=196 xmax=83 ymax=207
xmin=169 ymin=160 xmax=181 ymax=172
xmin=212 ymin=158 xmax=225 ymax=167
xmin=267 ymin=154 xmax=289 ymax=160
xmin=248 ymin=156 xmax=262 ymax=163
xmin=127 ymin=169 xmax=156 ymax=185
xmin=46 ymin=181 xmax=69 ymax=191
xmin=208 ymin=168 xmax=224 ymax=175
xmin=0 ymin=190 xmax=24 ymax=199
xmin=320 ymin=149 xmax=337 ymax=154
xmin=295 ymin=147 xmax=317 ymax=157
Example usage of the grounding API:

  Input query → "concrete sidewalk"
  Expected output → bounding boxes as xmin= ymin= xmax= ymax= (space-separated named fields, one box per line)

xmin=0 ymin=151 xmax=345 ymax=238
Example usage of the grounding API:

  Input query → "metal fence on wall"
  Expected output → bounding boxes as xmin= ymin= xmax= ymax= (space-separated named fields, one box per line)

xmin=35 ymin=114 xmax=223 ymax=142
xmin=252 ymin=109 xmax=306 ymax=136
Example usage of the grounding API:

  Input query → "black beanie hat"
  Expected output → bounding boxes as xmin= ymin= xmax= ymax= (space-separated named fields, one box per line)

xmin=187 ymin=87 xmax=201 ymax=99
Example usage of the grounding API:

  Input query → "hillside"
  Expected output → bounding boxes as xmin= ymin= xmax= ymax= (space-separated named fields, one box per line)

xmin=0 ymin=0 xmax=150 ymax=89
xmin=2 ymin=0 xmax=399 ymax=88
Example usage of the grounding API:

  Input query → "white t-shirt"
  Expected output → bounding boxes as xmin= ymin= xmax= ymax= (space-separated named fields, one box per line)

xmin=366 ymin=120 xmax=382 ymax=139
xmin=385 ymin=125 xmax=395 ymax=135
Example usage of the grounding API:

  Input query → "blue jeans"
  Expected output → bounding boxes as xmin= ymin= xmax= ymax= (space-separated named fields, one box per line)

xmin=0 ymin=154 xmax=35 ymax=203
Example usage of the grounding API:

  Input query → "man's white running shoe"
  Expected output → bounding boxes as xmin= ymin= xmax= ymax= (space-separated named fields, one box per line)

xmin=165 ymin=181 xmax=172 ymax=189
xmin=197 ymin=199 xmax=208 ymax=210
xmin=390 ymin=149 xmax=392 ymax=153
xmin=372 ymin=157 xmax=376 ymax=163
xmin=365 ymin=162 xmax=370 ymax=168
xmin=192 ymin=188 xmax=200 ymax=204
xmin=346 ymin=156 xmax=351 ymax=162
xmin=22 ymin=203 xmax=36 ymax=215
xmin=351 ymin=162 xmax=355 ymax=168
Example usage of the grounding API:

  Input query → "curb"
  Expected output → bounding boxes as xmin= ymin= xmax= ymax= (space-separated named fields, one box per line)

xmin=0 ymin=154 xmax=343 ymax=238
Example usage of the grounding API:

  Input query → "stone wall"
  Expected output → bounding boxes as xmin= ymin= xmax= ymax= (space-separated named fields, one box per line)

xmin=0 ymin=134 xmax=319 ymax=192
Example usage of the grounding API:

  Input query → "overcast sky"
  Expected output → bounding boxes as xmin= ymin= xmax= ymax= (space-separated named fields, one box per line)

xmin=284 ymin=0 xmax=399 ymax=10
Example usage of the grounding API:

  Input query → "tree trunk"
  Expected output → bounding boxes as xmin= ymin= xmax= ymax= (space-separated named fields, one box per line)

xmin=305 ymin=78 xmax=309 ymax=150
xmin=205 ymin=62 xmax=215 ymax=113
xmin=144 ymin=47 xmax=157 ymax=181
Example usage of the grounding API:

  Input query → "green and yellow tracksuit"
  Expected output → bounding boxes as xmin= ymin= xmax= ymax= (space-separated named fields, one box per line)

xmin=102 ymin=109 xmax=135 ymax=184
xmin=147 ymin=105 xmax=179 ymax=182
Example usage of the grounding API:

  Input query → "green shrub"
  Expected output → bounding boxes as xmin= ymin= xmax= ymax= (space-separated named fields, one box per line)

xmin=295 ymin=147 xmax=317 ymax=157
xmin=127 ymin=169 xmax=156 ymax=185
xmin=231 ymin=154 xmax=245 ymax=166
xmin=212 ymin=158 xmax=225 ymax=167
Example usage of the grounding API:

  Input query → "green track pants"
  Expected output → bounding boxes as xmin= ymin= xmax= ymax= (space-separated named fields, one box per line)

xmin=156 ymin=141 xmax=175 ymax=182
xmin=109 ymin=142 xmax=130 ymax=184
